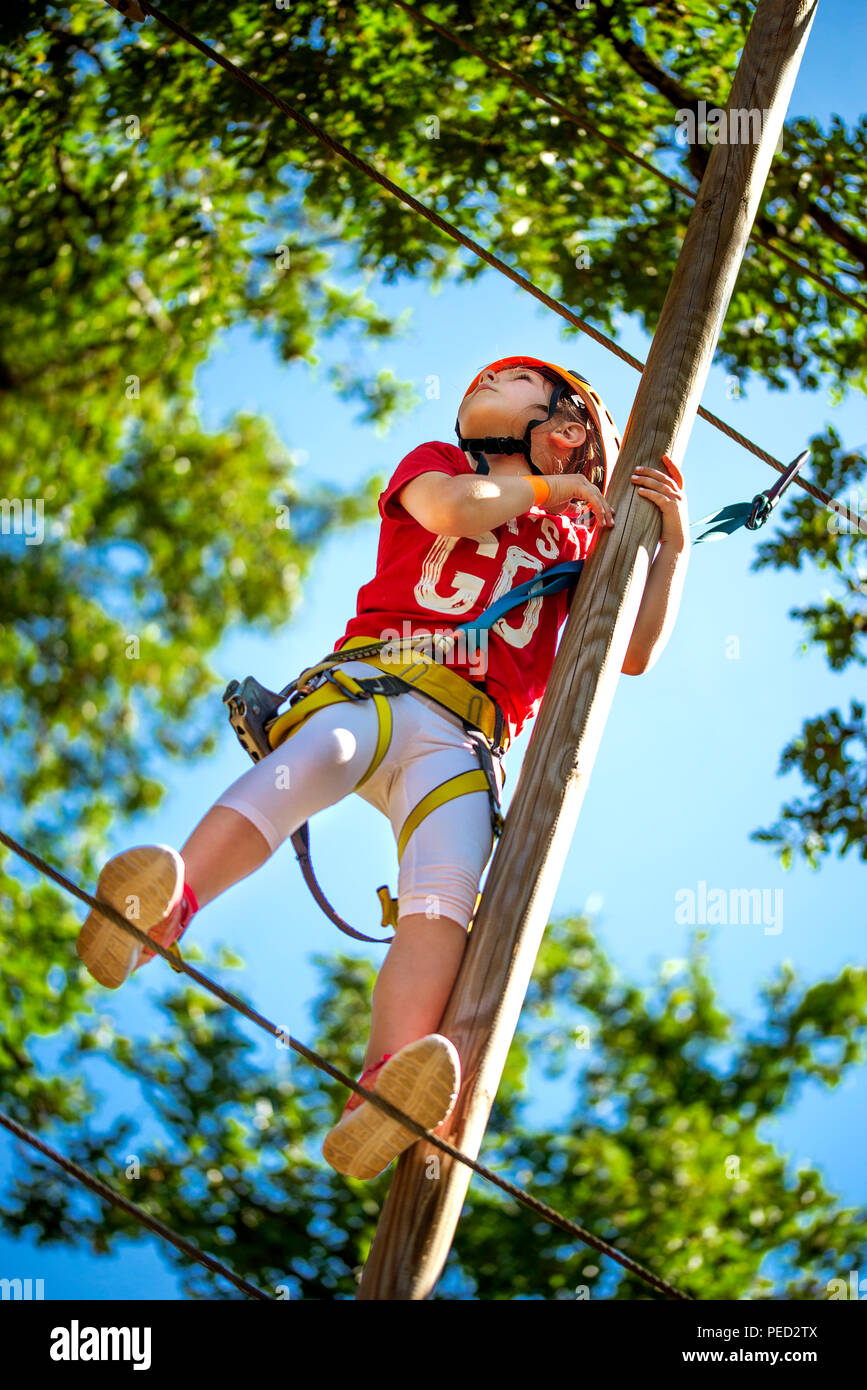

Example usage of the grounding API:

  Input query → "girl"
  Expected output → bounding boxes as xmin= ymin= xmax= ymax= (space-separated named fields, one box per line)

xmin=76 ymin=356 xmax=689 ymax=1180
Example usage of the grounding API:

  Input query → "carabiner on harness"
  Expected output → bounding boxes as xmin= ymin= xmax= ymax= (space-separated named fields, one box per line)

xmin=323 ymin=666 xmax=368 ymax=700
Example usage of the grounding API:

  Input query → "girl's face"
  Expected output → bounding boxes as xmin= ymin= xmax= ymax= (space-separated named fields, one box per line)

xmin=457 ymin=365 xmax=586 ymax=471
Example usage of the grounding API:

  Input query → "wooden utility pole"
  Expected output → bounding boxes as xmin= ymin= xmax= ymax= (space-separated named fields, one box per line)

xmin=358 ymin=0 xmax=818 ymax=1300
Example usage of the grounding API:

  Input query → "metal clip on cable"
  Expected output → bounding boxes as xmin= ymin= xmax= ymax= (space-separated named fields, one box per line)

xmin=691 ymin=448 xmax=812 ymax=544
xmin=746 ymin=448 xmax=811 ymax=530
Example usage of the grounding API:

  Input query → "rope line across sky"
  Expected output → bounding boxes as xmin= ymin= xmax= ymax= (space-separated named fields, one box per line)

xmin=0 ymin=827 xmax=693 ymax=1301
xmin=131 ymin=0 xmax=845 ymax=520
xmin=393 ymin=0 xmax=867 ymax=318
xmin=0 ymin=1110 xmax=273 ymax=1301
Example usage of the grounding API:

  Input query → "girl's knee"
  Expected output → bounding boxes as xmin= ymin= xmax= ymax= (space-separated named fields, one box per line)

xmin=397 ymin=890 xmax=475 ymax=932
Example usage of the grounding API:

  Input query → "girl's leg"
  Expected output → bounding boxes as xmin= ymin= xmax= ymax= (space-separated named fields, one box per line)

xmin=355 ymin=693 xmax=497 ymax=1069
xmin=362 ymin=911 xmax=467 ymax=1068
xmin=184 ymin=694 xmax=382 ymax=906
xmin=78 ymin=691 xmax=383 ymax=986
xmin=179 ymin=806 xmax=271 ymax=909
xmin=322 ymin=707 xmax=494 ymax=1178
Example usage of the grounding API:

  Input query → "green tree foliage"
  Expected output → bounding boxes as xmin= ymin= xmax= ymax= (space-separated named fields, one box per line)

xmin=1 ymin=0 xmax=415 ymax=851
xmin=750 ymin=428 xmax=866 ymax=866
xmin=0 ymin=2 xmax=862 ymax=838
xmin=0 ymin=0 xmax=409 ymax=1173
xmin=1 ymin=919 xmax=864 ymax=1299
xmin=2 ymin=0 xmax=862 ymax=866
xmin=0 ymin=1 xmax=864 ymax=1297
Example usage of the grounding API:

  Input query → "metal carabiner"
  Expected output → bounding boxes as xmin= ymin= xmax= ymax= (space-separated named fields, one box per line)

xmin=323 ymin=666 xmax=368 ymax=701
xmin=745 ymin=449 xmax=811 ymax=531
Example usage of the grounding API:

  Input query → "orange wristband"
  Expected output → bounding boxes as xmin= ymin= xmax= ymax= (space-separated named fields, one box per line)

xmin=524 ymin=474 xmax=551 ymax=508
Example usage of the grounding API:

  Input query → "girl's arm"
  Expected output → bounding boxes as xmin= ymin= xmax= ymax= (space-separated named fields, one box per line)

xmin=621 ymin=539 xmax=690 ymax=674
xmin=397 ymin=469 xmax=614 ymax=536
xmin=621 ymin=458 xmax=690 ymax=675
xmin=398 ymin=461 xmax=688 ymax=676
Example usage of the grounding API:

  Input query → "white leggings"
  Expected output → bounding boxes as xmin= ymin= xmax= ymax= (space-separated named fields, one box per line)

xmin=214 ymin=660 xmax=502 ymax=930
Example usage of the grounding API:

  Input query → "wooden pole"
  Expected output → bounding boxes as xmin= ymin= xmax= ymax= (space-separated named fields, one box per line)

xmin=357 ymin=0 xmax=818 ymax=1300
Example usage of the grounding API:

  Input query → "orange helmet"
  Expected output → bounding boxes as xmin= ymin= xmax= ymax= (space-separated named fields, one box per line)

xmin=456 ymin=355 xmax=621 ymax=492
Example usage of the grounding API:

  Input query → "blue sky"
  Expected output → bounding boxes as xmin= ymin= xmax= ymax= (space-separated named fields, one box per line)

xmin=1 ymin=3 xmax=865 ymax=1300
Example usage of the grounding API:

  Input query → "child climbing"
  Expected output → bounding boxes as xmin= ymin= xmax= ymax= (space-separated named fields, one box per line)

xmin=76 ymin=356 xmax=689 ymax=1180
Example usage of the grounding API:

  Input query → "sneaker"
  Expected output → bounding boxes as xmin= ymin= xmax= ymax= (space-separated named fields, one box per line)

xmin=76 ymin=845 xmax=197 ymax=989
xmin=322 ymin=1034 xmax=460 ymax=1181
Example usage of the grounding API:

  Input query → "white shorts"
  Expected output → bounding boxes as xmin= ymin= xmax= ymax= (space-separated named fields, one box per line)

xmin=215 ymin=660 xmax=502 ymax=930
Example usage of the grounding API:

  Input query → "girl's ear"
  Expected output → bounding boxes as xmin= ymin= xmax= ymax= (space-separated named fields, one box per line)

xmin=546 ymin=421 xmax=586 ymax=452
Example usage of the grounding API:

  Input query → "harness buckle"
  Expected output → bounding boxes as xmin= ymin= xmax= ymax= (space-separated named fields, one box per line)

xmin=222 ymin=676 xmax=285 ymax=762
xmin=465 ymin=728 xmax=506 ymax=838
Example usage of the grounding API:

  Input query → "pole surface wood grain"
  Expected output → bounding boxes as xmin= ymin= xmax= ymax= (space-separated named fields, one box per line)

xmin=357 ymin=0 xmax=818 ymax=1301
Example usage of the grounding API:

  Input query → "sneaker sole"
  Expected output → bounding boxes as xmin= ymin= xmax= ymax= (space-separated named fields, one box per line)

xmin=76 ymin=845 xmax=184 ymax=989
xmin=322 ymin=1034 xmax=460 ymax=1181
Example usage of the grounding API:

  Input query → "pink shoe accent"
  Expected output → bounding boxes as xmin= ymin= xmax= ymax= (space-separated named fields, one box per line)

xmin=180 ymin=882 xmax=199 ymax=926
xmin=136 ymin=880 xmax=199 ymax=969
xmin=343 ymin=1053 xmax=393 ymax=1116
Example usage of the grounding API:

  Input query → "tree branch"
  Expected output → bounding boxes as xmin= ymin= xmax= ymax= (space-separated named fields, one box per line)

xmin=569 ymin=0 xmax=866 ymax=275
xmin=803 ymin=200 xmax=867 ymax=274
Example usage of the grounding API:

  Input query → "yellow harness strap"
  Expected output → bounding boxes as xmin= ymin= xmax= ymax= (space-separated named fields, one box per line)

xmin=167 ymin=941 xmax=185 ymax=973
xmin=267 ymin=670 xmax=394 ymax=789
xmin=396 ymin=768 xmax=492 ymax=861
xmin=337 ymin=634 xmax=509 ymax=752
xmin=375 ymin=767 xmax=495 ymax=931
xmin=265 ymin=636 xmax=505 ymax=935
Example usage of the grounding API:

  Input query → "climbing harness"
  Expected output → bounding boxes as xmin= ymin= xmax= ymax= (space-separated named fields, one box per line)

xmin=690 ymin=448 xmax=811 ymax=544
xmin=224 ymin=560 xmax=585 ymax=944
xmin=455 ymin=356 xmax=622 ymax=484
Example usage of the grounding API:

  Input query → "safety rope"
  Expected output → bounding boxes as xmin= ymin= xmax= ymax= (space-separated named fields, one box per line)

xmin=0 ymin=826 xmax=692 ymax=1300
xmin=0 ymin=1109 xmax=272 ymax=1300
xmin=126 ymin=1 xmax=845 ymax=525
xmin=392 ymin=0 xmax=867 ymax=318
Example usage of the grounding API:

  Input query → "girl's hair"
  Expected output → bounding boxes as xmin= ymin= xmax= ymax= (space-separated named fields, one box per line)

xmin=547 ymin=392 xmax=606 ymax=492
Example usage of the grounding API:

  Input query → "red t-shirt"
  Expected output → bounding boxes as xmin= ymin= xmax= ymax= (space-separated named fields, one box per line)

xmin=334 ymin=441 xmax=597 ymax=742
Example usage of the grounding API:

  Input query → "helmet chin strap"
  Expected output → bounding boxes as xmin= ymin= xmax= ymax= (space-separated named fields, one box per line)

xmin=461 ymin=442 xmax=543 ymax=476
xmin=455 ymin=381 xmax=568 ymax=476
